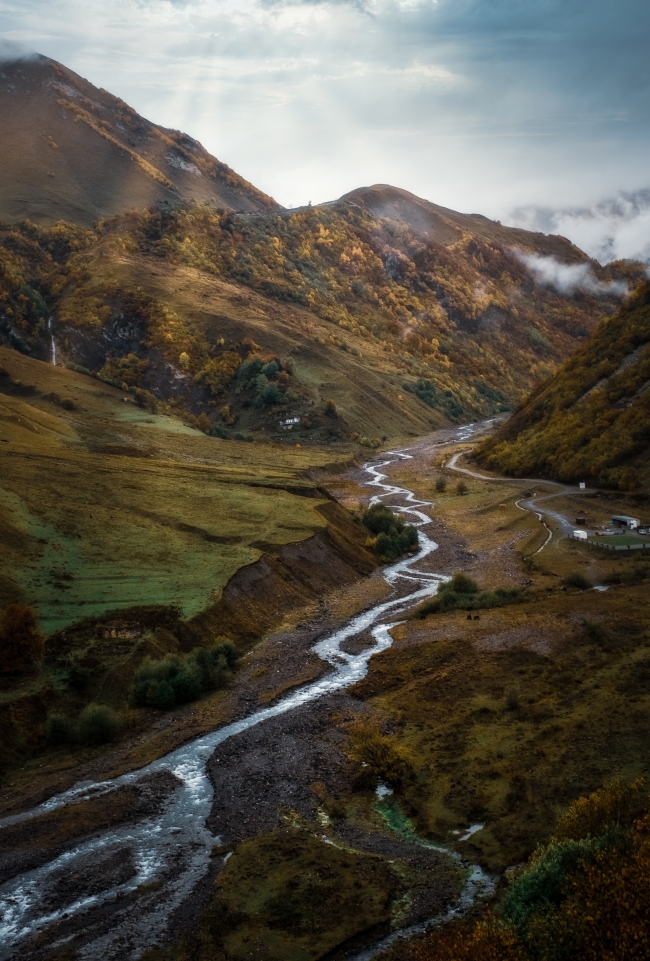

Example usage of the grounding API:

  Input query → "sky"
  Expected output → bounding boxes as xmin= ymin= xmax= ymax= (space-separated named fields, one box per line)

xmin=1 ymin=0 xmax=649 ymax=261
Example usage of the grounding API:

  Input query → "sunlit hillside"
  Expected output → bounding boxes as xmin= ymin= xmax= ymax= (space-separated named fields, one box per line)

xmin=2 ymin=198 xmax=644 ymax=446
xmin=476 ymin=282 xmax=650 ymax=490
xmin=0 ymin=55 xmax=277 ymax=227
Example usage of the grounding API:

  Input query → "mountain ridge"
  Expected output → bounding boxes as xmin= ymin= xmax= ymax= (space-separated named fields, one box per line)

xmin=0 ymin=49 xmax=646 ymax=445
xmin=0 ymin=52 xmax=278 ymax=226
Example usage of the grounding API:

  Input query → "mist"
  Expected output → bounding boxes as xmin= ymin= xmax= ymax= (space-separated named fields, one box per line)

xmin=514 ymin=251 xmax=629 ymax=297
xmin=508 ymin=191 xmax=650 ymax=266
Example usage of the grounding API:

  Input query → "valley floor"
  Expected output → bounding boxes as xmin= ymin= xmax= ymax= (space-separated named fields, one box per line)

xmin=0 ymin=420 xmax=648 ymax=961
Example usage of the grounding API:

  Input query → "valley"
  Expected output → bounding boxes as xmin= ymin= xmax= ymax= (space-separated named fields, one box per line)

xmin=1 ymin=43 xmax=649 ymax=961
xmin=1 ymin=417 xmax=648 ymax=961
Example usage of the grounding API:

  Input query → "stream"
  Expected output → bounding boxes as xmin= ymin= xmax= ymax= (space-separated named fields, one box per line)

xmin=0 ymin=433 xmax=492 ymax=960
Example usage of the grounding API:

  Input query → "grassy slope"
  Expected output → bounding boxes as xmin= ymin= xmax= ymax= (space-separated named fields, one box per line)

xmin=0 ymin=347 xmax=341 ymax=632
xmin=0 ymin=347 xmax=381 ymax=781
xmin=476 ymin=282 xmax=650 ymax=490
xmin=339 ymin=448 xmax=650 ymax=875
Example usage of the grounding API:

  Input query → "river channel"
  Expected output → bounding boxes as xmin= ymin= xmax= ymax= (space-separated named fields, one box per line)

xmin=0 ymin=431 xmax=492 ymax=960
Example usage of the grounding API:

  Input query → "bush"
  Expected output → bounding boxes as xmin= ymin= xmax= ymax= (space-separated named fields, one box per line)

xmin=582 ymin=619 xmax=608 ymax=645
xmin=46 ymin=713 xmax=72 ymax=745
xmin=456 ymin=480 xmax=469 ymax=495
xmin=435 ymin=476 xmax=447 ymax=492
xmin=130 ymin=641 xmax=238 ymax=710
xmin=563 ymin=572 xmax=591 ymax=590
xmin=66 ymin=362 xmax=91 ymax=376
xmin=345 ymin=718 xmax=415 ymax=788
xmin=0 ymin=604 xmax=45 ymax=673
xmin=261 ymin=360 xmax=280 ymax=379
xmin=324 ymin=398 xmax=337 ymax=417
xmin=414 ymin=573 xmax=522 ymax=618
xmin=77 ymin=703 xmax=119 ymax=745
xmin=254 ymin=383 xmax=285 ymax=407
xmin=362 ymin=503 xmax=419 ymax=561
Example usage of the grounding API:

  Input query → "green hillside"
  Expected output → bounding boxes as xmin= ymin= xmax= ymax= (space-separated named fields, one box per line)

xmin=476 ymin=282 xmax=650 ymax=490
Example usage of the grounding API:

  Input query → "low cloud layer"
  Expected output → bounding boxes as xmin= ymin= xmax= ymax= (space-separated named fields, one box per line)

xmin=514 ymin=251 xmax=629 ymax=297
xmin=509 ymin=191 xmax=650 ymax=266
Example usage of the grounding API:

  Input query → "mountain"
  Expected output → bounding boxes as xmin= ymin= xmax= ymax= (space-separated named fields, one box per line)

xmin=476 ymin=282 xmax=650 ymax=490
xmin=0 ymin=52 xmax=277 ymax=226
xmin=0 ymin=51 xmax=646 ymax=445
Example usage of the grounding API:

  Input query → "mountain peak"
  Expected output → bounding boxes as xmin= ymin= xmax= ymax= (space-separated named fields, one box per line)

xmin=0 ymin=53 xmax=280 ymax=226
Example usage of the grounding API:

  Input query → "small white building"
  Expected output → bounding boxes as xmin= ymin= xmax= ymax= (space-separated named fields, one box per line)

xmin=279 ymin=416 xmax=300 ymax=430
xmin=573 ymin=530 xmax=588 ymax=541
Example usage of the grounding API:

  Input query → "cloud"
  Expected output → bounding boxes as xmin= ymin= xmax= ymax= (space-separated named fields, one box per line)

xmin=508 ymin=190 xmax=650 ymax=265
xmin=0 ymin=38 xmax=39 ymax=62
xmin=514 ymin=250 xmax=629 ymax=296
xmin=0 ymin=0 xmax=649 ymax=220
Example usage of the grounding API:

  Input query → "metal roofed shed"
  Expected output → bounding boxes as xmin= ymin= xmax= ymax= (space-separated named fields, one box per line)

xmin=612 ymin=515 xmax=640 ymax=530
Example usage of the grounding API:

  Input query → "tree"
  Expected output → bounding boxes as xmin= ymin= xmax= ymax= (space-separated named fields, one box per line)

xmin=456 ymin=480 xmax=469 ymax=495
xmin=435 ymin=476 xmax=447 ymax=492
xmin=0 ymin=605 xmax=45 ymax=673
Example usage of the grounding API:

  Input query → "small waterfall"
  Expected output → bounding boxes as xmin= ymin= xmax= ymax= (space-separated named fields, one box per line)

xmin=48 ymin=317 xmax=56 ymax=366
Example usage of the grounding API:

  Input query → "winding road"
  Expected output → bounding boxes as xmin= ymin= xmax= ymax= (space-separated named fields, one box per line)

xmin=447 ymin=446 xmax=592 ymax=552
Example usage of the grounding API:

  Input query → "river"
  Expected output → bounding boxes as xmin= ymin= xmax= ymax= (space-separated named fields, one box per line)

xmin=0 ymin=430 xmax=493 ymax=960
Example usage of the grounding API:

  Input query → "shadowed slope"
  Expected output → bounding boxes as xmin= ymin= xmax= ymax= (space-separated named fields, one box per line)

xmin=476 ymin=282 xmax=650 ymax=489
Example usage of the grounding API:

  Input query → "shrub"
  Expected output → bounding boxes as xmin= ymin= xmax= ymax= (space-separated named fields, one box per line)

xmin=563 ymin=572 xmax=591 ymax=590
xmin=324 ymin=398 xmax=337 ymax=417
xmin=582 ymin=619 xmax=607 ymax=644
xmin=435 ymin=476 xmax=447 ymax=492
xmin=254 ymin=383 xmax=285 ymax=407
xmin=261 ymin=360 xmax=280 ymax=378
xmin=66 ymin=660 xmax=90 ymax=690
xmin=362 ymin=503 xmax=419 ymax=561
xmin=456 ymin=480 xmax=469 ymax=495
xmin=0 ymin=604 xmax=45 ymax=673
xmin=130 ymin=641 xmax=238 ymax=710
xmin=414 ymin=573 xmax=522 ymax=618
xmin=77 ymin=703 xmax=119 ymax=745
xmin=345 ymin=718 xmax=415 ymax=788
xmin=46 ymin=713 xmax=72 ymax=745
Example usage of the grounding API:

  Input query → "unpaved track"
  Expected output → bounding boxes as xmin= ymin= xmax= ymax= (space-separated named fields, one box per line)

xmin=447 ymin=448 xmax=593 ymax=551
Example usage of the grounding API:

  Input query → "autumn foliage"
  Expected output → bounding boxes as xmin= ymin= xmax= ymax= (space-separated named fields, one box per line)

xmin=416 ymin=780 xmax=650 ymax=961
xmin=477 ymin=283 xmax=650 ymax=488
xmin=0 ymin=604 xmax=45 ymax=673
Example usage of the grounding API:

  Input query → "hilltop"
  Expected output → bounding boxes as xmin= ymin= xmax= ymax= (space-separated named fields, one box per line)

xmin=476 ymin=282 xmax=650 ymax=490
xmin=0 ymin=52 xmax=277 ymax=227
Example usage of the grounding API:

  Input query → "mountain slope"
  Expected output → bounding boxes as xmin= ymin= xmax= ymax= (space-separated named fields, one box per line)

xmin=0 ymin=51 xmax=646 ymax=445
xmin=476 ymin=282 xmax=650 ymax=490
xmin=0 ymin=198 xmax=643 ymax=446
xmin=0 ymin=52 xmax=277 ymax=226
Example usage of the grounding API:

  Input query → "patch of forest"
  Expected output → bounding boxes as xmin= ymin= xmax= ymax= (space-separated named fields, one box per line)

xmin=476 ymin=282 xmax=650 ymax=490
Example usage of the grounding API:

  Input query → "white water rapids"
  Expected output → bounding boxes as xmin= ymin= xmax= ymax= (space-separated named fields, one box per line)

xmin=0 ymin=439 xmax=492 ymax=960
